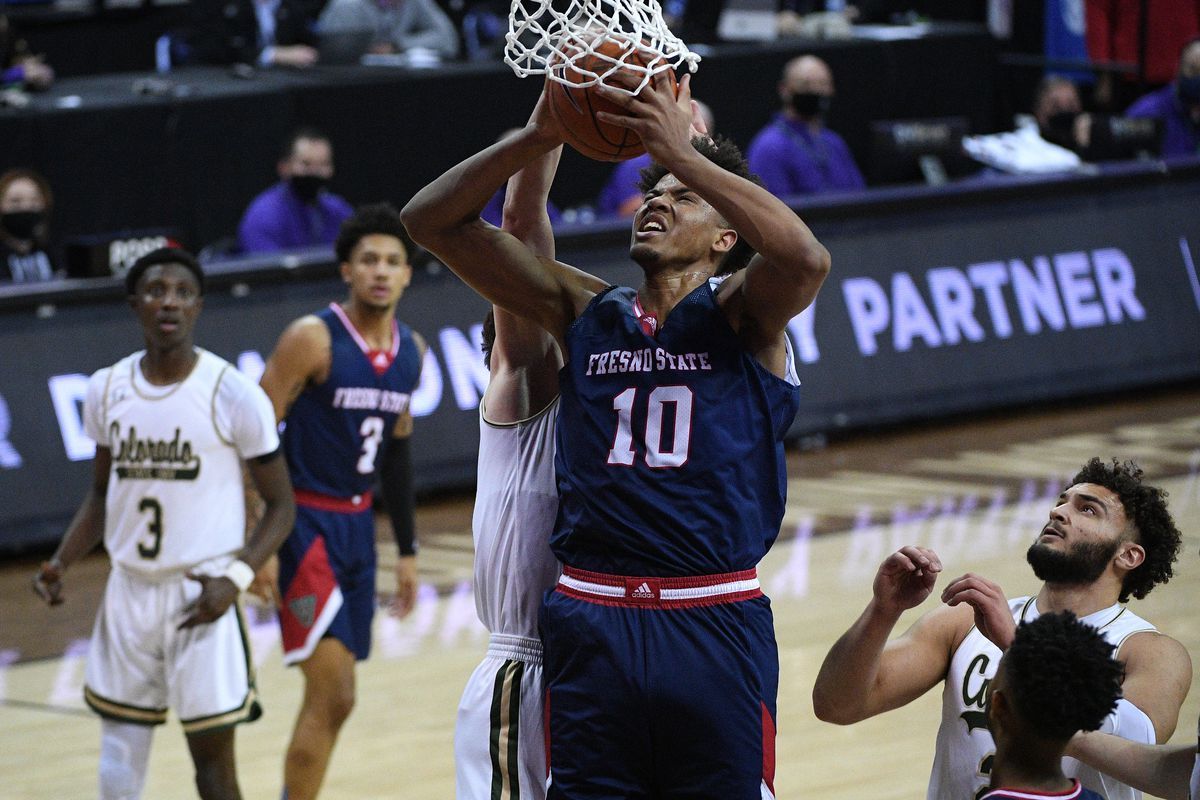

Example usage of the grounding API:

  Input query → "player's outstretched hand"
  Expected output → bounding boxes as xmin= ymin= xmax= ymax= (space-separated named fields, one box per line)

xmin=178 ymin=572 xmax=238 ymax=630
xmin=32 ymin=559 xmax=65 ymax=606
xmin=390 ymin=555 xmax=418 ymax=619
xmin=873 ymin=546 xmax=942 ymax=615
xmin=594 ymin=71 xmax=696 ymax=168
xmin=248 ymin=554 xmax=280 ymax=607
xmin=941 ymin=573 xmax=1015 ymax=651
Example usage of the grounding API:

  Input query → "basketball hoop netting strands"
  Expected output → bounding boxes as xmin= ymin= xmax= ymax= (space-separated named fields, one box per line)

xmin=504 ymin=0 xmax=701 ymax=95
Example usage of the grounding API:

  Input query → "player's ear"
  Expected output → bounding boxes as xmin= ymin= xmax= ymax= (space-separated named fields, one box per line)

xmin=1115 ymin=540 xmax=1145 ymax=572
xmin=340 ymin=261 xmax=352 ymax=284
xmin=712 ymin=228 xmax=737 ymax=254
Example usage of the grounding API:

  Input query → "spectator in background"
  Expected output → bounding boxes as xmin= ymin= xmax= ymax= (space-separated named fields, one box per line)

xmin=239 ymin=128 xmax=355 ymax=254
xmin=1126 ymin=37 xmax=1200 ymax=158
xmin=1087 ymin=0 xmax=1199 ymax=110
xmin=188 ymin=0 xmax=321 ymax=68
xmin=597 ymin=99 xmax=715 ymax=218
xmin=747 ymin=54 xmax=866 ymax=198
xmin=0 ymin=168 xmax=57 ymax=283
xmin=318 ymin=0 xmax=459 ymax=60
xmin=1 ymin=14 xmax=53 ymax=91
xmin=1033 ymin=75 xmax=1089 ymax=152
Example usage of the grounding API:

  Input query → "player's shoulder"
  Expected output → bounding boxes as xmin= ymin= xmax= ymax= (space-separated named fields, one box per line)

xmin=914 ymin=598 xmax=978 ymax=653
xmin=1119 ymin=626 xmax=1192 ymax=672
xmin=277 ymin=312 xmax=333 ymax=351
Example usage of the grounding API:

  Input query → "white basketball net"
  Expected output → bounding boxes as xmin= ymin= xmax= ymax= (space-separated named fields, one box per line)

xmin=504 ymin=0 xmax=701 ymax=95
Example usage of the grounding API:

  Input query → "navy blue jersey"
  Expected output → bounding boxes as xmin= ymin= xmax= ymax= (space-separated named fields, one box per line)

xmin=282 ymin=303 xmax=421 ymax=498
xmin=552 ymin=282 xmax=801 ymax=576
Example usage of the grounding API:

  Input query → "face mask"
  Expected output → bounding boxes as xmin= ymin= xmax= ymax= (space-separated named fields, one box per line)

xmin=1177 ymin=75 xmax=1200 ymax=105
xmin=289 ymin=174 xmax=328 ymax=203
xmin=789 ymin=92 xmax=832 ymax=118
xmin=1 ymin=210 xmax=44 ymax=240
xmin=1042 ymin=111 xmax=1078 ymax=146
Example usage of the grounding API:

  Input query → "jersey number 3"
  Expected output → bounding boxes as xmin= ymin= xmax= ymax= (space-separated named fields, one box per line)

xmin=357 ymin=416 xmax=385 ymax=474
xmin=137 ymin=497 xmax=163 ymax=559
xmin=607 ymin=386 xmax=694 ymax=468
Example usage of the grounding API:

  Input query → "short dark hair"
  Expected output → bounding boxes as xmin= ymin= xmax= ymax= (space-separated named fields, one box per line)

xmin=1070 ymin=458 xmax=1181 ymax=602
xmin=637 ymin=135 xmax=761 ymax=276
xmin=335 ymin=203 xmax=415 ymax=265
xmin=1003 ymin=612 xmax=1123 ymax=741
xmin=481 ymin=308 xmax=496 ymax=368
xmin=125 ymin=247 xmax=204 ymax=296
xmin=281 ymin=126 xmax=332 ymax=161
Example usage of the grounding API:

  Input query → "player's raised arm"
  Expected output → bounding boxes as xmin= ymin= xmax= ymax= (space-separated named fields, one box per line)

xmin=490 ymin=142 xmax=564 ymax=379
xmin=401 ymin=94 xmax=605 ymax=341
xmin=596 ymin=72 xmax=831 ymax=340
xmin=812 ymin=546 xmax=963 ymax=724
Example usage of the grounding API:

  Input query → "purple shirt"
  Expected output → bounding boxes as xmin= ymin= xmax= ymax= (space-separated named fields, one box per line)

xmin=747 ymin=113 xmax=866 ymax=198
xmin=238 ymin=182 xmax=354 ymax=254
xmin=480 ymin=186 xmax=561 ymax=227
xmin=597 ymin=154 xmax=652 ymax=217
xmin=1126 ymin=85 xmax=1200 ymax=158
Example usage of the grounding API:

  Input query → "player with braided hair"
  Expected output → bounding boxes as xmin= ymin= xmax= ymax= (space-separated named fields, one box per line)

xmin=982 ymin=612 xmax=1124 ymax=800
xmin=813 ymin=458 xmax=1192 ymax=800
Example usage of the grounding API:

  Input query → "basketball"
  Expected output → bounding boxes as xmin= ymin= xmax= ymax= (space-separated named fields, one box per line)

xmin=546 ymin=38 xmax=678 ymax=162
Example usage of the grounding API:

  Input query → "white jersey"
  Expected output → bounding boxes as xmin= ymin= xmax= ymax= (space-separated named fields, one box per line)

xmin=84 ymin=349 xmax=278 ymax=578
xmin=929 ymin=595 xmax=1158 ymax=800
xmin=470 ymin=398 xmax=561 ymax=638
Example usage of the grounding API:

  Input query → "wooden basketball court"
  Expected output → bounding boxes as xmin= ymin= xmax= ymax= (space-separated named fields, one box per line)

xmin=3 ymin=386 xmax=1198 ymax=799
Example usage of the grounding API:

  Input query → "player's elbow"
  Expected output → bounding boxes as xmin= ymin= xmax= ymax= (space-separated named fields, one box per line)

xmin=797 ymin=241 xmax=831 ymax=283
xmin=811 ymin=684 xmax=866 ymax=725
xmin=400 ymin=196 xmax=455 ymax=249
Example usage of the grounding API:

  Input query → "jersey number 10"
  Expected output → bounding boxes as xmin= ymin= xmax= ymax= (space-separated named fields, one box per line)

xmin=607 ymin=386 xmax=694 ymax=468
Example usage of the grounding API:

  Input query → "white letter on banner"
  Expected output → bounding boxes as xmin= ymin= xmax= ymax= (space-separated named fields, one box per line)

xmin=968 ymin=261 xmax=1014 ymax=338
xmin=1054 ymin=251 xmax=1106 ymax=329
xmin=787 ymin=305 xmax=820 ymax=364
xmin=410 ymin=348 xmax=443 ymax=417
xmin=1011 ymin=256 xmax=1066 ymax=335
xmin=1091 ymin=248 xmax=1145 ymax=324
xmin=892 ymin=272 xmax=943 ymax=352
xmin=927 ymin=267 xmax=985 ymax=345
xmin=842 ymin=277 xmax=890 ymax=356
xmin=0 ymin=393 xmax=22 ymax=468
xmin=439 ymin=324 xmax=489 ymax=411
xmin=48 ymin=374 xmax=95 ymax=461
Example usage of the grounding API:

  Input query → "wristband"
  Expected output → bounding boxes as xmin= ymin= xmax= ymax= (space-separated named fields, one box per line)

xmin=224 ymin=560 xmax=255 ymax=593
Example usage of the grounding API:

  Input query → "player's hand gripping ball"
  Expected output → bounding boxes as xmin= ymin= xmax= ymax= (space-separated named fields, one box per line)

xmin=547 ymin=38 xmax=678 ymax=162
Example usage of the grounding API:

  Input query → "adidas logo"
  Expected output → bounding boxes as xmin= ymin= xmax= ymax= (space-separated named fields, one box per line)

xmin=630 ymin=582 xmax=656 ymax=599
xmin=289 ymin=594 xmax=317 ymax=628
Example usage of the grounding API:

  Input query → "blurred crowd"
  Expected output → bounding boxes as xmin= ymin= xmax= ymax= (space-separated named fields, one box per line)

xmin=2 ymin=1 xmax=1199 ymax=285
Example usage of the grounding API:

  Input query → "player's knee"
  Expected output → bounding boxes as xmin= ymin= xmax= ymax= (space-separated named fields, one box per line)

xmin=193 ymin=759 xmax=240 ymax=800
xmin=98 ymin=752 xmax=140 ymax=800
xmin=98 ymin=721 xmax=152 ymax=800
xmin=323 ymin=683 xmax=356 ymax=726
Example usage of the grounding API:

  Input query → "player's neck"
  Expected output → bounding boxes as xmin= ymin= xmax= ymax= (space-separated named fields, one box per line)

xmin=989 ymin=741 xmax=1074 ymax=796
xmin=341 ymin=299 xmax=395 ymax=349
xmin=140 ymin=345 xmax=199 ymax=386
xmin=1036 ymin=578 xmax=1121 ymax=618
xmin=637 ymin=269 xmax=712 ymax=319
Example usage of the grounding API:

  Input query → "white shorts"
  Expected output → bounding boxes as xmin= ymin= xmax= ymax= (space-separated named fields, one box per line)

xmin=84 ymin=562 xmax=260 ymax=735
xmin=455 ymin=634 xmax=547 ymax=800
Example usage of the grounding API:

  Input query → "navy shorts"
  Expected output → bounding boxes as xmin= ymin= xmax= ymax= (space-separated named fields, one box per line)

xmin=277 ymin=500 xmax=376 ymax=664
xmin=542 ymin=568 xmax=779 ymax=799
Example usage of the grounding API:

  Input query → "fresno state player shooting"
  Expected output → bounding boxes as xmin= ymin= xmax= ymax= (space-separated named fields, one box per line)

xmin=403 ymin=40 xmax=829 ymax=797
